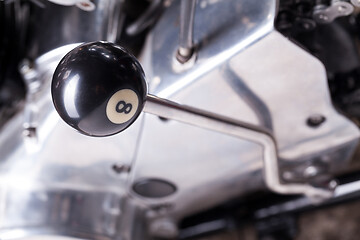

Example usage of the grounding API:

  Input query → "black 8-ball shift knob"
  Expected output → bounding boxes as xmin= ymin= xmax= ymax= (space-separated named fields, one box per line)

xmin=51 ymin=42 xmax=147 ymax=137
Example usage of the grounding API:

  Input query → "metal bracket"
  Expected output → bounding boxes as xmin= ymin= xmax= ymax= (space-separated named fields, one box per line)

xmin=313 ymin=1 xmax=354 ymax=24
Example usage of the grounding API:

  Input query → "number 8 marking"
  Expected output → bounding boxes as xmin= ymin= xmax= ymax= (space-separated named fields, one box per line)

xmin=116 ymin=100 xmax=132 ymax=114
xmin=106 ymin=89 xmax=139 ymax=124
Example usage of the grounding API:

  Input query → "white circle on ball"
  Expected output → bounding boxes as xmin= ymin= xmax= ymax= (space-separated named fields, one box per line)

xmin=106 ymin=89 xmax=139 ymax=124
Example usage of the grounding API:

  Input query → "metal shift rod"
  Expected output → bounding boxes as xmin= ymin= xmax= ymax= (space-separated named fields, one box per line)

xmin=51 ymin=42 xmax=336 ymax=202
xmin=177 ymin=0 xmax=196 ymax=62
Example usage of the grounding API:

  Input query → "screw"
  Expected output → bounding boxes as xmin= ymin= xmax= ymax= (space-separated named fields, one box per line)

xmin=303 ymin=166 xmax=319 ymax=178
xmin=307 ymin=114 xmax=326 ymax=127
xmin=112 ymin=164 xmax=131 ymax=174
xmin=319 ymin=14 xmax=328 ymax=21
xmin=328 ymin=179 xmax=338 ymax=190
xmin=176 ymin=47 xmax=194 ymax=63
xmin=23 ymin=127 xmax=37 ymax=138
xmin=338 ymin=5 xmax=345 ymax=12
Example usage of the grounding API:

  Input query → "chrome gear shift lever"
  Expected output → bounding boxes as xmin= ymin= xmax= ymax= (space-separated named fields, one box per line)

xmin=52 ymin=41 xmax=336 ymax=201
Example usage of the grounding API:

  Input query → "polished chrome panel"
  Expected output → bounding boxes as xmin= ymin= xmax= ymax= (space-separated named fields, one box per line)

xmin=134 ymin=0 xmax=359 ymax=225
xmin=142 ymin=0 xmax=275 ymax=97
xmin=224 ymin=32 xmax=359 ymax=162
xmin=0 ymin=188 xmax=122 ymax=239
xmin=144 ymin=95 xmax=335 ymax=200
xmin=0 ymin=95 xmax=144 ymax=240
xmin=0 ymin=3 xmax=141 ymax=238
